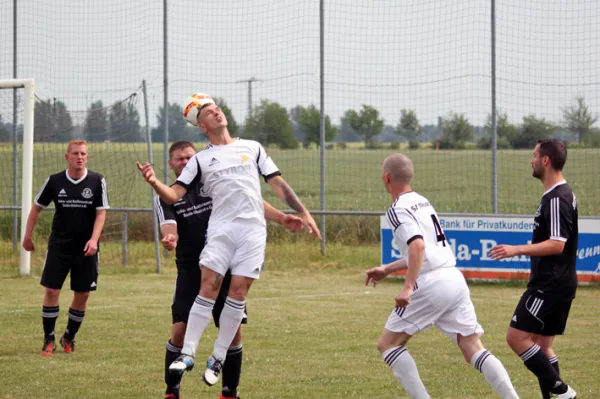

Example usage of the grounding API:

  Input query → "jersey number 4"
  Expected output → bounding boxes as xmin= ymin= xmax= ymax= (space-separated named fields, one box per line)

xmin=431 ymin=214 xmax=447 ymax=246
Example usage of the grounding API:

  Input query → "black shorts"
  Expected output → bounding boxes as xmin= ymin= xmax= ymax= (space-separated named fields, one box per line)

xmin=509 ymin=289 xmax=573 ymax=336
xmin=40 ymin=247 xmax=99 ymax=292
xmin=172 ymin=262 xmax=248 ymax=327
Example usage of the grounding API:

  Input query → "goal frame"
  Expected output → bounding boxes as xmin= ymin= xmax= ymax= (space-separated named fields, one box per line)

xmin=0 ymin=79 xmax=35 ymax=276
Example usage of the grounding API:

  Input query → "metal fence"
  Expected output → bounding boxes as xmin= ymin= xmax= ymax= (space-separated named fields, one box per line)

xmin=1 ymin=0 xmax=599 ymax=272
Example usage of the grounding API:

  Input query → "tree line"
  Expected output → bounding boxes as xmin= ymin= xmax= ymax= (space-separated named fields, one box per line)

xmin=0 ymin=95 xmax=598 ymax=149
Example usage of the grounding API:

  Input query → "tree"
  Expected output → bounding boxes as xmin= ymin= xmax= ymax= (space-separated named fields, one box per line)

xmin=512 ymin=114 xmax=555 ymax=149
xmin=244 ymin=99 xmax=298 ymax=149
xmin=561 ymin=96 xmax=598 ymax=144
xmin=34 ymin=98 xmax=74 ymax=142
xmin=343 ymin=105 xmax=384 ymax=147
xmin=108 ymin=101 xmax=141 ymax=142
xmin=291 ymin=104 xmax=338 ymax=148
xmin=479 ymin=112 xmax=518 ymax=149
xmin=395 ymin=109 xmax=422 ymax=140
xmin=0 ymin=114 xmax=10 ymax=142
xmin=439 ymin=111 xmax=473 ymax=149
xmin=83 ymin=101 xmax=108 ymax=142
xmin=152 ymin=102 xmax=193 ymax=143
xmin=213 ymin=97 xmax=239 ymax=136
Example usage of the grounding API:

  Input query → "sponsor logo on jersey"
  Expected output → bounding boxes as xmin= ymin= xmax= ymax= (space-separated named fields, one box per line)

xmin=209 ymin=157 xmax=220 ymax=167
xmin=58 ymin=189 xmax=67 ymax=197
xmin=240 ymin=154 xmax=250 ymax=163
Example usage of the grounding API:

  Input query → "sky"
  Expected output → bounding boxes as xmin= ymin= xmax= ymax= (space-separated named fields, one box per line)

xmin=1 ymin=0 xmax=599 ymax=128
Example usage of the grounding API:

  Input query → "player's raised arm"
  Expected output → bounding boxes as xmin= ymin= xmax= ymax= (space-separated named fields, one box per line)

xmin=266 ymin=175 xmax=321 ymax=240
xmin=136 ymin=161 xmax=186 ymax=204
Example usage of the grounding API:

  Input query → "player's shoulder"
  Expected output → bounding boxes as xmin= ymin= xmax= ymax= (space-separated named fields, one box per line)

xmin=86 ymin=170 xmax=105 ymax=181
xmin=47 ymin=170 xmax=67 ymax=181
xmin=391 ymin=191 xmax=426 ymax=210
xmin=541 ymin=182 xmax=574 ymax=205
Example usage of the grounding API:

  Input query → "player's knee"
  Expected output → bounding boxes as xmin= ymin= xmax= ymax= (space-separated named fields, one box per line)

xmin=44 ymin=288 xmax=60 ymax=301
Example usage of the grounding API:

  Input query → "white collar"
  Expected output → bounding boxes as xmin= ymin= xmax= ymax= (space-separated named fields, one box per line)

xmin=66 ymin=168 xmax=88 ymax=185
xmin=542 ymin=180 xmax=566 ymax=196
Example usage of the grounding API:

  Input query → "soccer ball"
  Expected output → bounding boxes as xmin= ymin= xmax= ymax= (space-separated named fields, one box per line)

xmin=183 ymin=93 xmax=215 ymax=126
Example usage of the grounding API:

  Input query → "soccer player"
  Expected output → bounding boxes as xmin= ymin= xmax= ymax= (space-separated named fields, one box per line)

xmin=157 ymin=140 xmax=304 ymax=399
xmin=489 ymin=139 xmax=578 ymax=399
xmin=137 ymin=94 xmax=321 ymax=387
xmin=365 ymin=153 xmax=519 ymax=399
xmin=23 ymin=139 xmax=109 ymax=356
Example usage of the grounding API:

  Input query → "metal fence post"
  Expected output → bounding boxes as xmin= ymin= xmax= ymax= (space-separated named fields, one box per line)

xmin=121 ymin=211 xmax=128 ymax=267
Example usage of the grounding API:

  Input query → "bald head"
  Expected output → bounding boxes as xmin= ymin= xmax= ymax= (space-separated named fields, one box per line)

xmin=383 ymin=153 xmax=414 ymax=184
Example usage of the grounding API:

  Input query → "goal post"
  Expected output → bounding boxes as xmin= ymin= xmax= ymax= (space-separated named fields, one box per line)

xmin=0 ymin=78 xmax=35 ymax=276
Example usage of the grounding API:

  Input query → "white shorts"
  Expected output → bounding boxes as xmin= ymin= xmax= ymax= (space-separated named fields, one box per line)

xmin=199 ymin=220 xmax=267 ymax=280
xmin=384 ymin=267 xmax=484 ymax=343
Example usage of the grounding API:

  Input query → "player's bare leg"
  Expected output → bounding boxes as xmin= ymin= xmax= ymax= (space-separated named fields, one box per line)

xmin=377 ymin=329 xmax=430 ymax=399
xmin=457 ymin=333 xmax=519 ymax=398
xmin=170 ymin=266 xmax=223 ymax=373
xmin=60 ymin=291 xmax=90 ymax=353
xmin=204 ymin=275 xmax=253 ymax=386
xmin=41 ymin=288 xmax=61 ymax=355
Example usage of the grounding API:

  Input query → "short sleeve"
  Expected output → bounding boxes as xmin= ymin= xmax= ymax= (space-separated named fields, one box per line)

xmin=154 ymin=195 xmax=176 ymax=226
xmin=34 ymin=177 xmax=54 ymax=208
xmin=256 ymin=143 xmax=281 ymax=182
xmin=545 ymin=197 xmax=573 ymax=242
xmin=386 ymin=206 xmax=424 ymax=246
xmin=95 ymin=176 xmax=110 ymax=210
xmin=175 ymin=155 xmax=201 ymax=190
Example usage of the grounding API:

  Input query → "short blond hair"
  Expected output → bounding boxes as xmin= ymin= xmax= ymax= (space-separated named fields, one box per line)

xmin=67 ymin=139 xmax=88 ymax=153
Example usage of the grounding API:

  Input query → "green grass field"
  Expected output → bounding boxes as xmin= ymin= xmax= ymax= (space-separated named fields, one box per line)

xmin=1 ymin=143 xmax=599 ymax=215
xmin=1 ymin=243 xmax=599 ymax=399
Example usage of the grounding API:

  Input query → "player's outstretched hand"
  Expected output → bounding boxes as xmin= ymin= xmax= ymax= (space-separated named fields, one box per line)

xmin=488 ymin=244 xmax=519 ymax=260
xmin=281 ymin=214 xmax=304 ymax=233
xmin=83 ymin=239 xmax=98 ymax=256
xmin=136 ymin=161 xmax=157 ymax=185
xmin=395 ymin=285 xmax=413 ymax=308
xmin=302 ymin=212 xmax=322 ymax=240
xmin=22 ymin=237 xmax=35 ymax=252
xmin=365 ymin=266 xmax=387 ymax=287
xmin=161 ymin=234 xmax=178 ymax=251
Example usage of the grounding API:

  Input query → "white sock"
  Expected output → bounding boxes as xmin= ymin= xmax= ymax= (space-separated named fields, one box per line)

xmin=382 ymin=346 xmax=431 ymax=399
xmin=181 ymin=296 xmax=215 ymax=356
xmin=471 ymin=349 xmax=520 ymax=399
xmin=211 ymin=297 xmax=246 ymax=361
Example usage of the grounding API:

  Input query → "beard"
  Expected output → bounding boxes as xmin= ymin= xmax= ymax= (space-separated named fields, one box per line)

xmin=532 ymin=166 xmax=544 ymax=179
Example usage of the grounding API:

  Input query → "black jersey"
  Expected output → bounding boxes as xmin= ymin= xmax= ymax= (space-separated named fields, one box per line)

xmin=529 ymin=181 xmax=578 ymax=299
xmin=154 ymin=182 xmax=212 ymax=265
xmin=34 ymin=169 xmax=110 ymax=253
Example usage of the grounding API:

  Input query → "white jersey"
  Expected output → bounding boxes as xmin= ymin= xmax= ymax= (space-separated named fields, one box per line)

xmin=386 ymin=191 xmax=456 ymax=275
xmin=175 ymin=138 xmax=280 ymax=229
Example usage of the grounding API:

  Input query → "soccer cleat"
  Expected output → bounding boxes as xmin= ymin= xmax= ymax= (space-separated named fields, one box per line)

xmin=40 ymin=338 xmax=56 ymax=356
xmin=218 ymin=395 xmax=240 ymax=399
xmin=202 ymin=355 xmax=224 ymax=386
xmin=553 ymin=386 xmax=577 ymax=399
xmin=164 ymin=394 xmax=180 ymax=399
xmin=169 ymin=354 xmax=195 ymax=374
xmin=59 ymin=334 xmax=75 ymax=353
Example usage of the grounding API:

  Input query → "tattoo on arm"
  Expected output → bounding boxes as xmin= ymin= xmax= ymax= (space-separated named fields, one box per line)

xmin=280 ymin=182 xmax=306 ymax=214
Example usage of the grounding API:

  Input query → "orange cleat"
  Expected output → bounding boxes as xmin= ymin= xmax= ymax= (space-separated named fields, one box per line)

xmin=59 ymin=334 xmax=75 ymax=353
xmin=41 ymin=339 xmax=56 ymax=356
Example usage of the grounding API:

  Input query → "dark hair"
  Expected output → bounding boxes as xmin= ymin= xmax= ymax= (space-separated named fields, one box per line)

xmin=537 ymin=139 xmax=567 ymax=171
xmin=169 ymin=141 xmax=196 ymax=159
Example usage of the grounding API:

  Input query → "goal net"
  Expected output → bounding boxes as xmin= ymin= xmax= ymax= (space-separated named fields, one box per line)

xmin=0 ymin=81 xmax=160 ymax=276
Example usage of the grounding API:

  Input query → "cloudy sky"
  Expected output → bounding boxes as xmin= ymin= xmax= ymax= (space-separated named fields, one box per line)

xmin=1 ymin=0 xmax=599 ymax=128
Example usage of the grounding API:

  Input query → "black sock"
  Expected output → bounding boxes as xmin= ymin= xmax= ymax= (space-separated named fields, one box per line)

xmin=539 ymin=355 xmax=560 ymax=399
xmin=64 ymin=308 xmax=86 ymax=340
xmin=42 ymin=306 xmax=59 ymax=340
xmin=165 ymin=340 xmax=183 ymax=396
xmin=521 ymin=345 xmax=567 ymax=395
xmin=222 ymin=345 xmax=243 ymax=398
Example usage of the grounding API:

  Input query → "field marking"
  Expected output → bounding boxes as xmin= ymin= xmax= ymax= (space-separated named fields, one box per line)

xmin=0 ymin=291 xmax=513 ymax=314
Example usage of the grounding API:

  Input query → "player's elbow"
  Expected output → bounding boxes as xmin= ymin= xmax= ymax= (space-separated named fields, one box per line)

xmin=550 ymin=239 xmax=565 ymax=254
